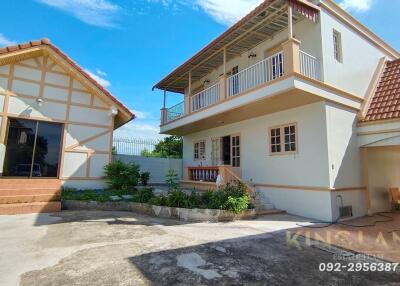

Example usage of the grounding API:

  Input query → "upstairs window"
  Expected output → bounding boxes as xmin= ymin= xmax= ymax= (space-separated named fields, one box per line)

xmin=194 ymin=140 xmax=206 ymax=160
xmin=269 ymin=123 xmax=297 ymax=155
xmin=333 ymin=30 xmax=343 ymax=63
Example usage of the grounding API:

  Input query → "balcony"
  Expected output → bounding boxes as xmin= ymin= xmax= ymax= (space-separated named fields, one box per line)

xmin=160 ymin=42 xmax=321 ymax=126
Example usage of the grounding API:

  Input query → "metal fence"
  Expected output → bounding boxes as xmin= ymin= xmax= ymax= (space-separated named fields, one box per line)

xmin=113 ymin=137 xmax=160 ymax=156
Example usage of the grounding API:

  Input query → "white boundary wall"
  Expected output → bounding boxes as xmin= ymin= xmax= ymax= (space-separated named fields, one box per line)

xmin=114 ymin=154 xmax=182 ymax=184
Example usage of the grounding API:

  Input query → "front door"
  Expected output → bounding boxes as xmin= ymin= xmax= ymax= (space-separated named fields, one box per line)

xmin=3 ymin=118 xmax=63 ymax=178
xmin=222 ymin=136 xmax=231 ymax=165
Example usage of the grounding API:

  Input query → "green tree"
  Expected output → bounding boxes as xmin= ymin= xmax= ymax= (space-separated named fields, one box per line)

xmin=141 ymin=136 xmax=182 ymax=158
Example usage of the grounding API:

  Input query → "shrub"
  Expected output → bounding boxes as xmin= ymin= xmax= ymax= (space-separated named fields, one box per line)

xmin=132 ymin=188 xmax=154 ymax=203
xmin=148 ymin=194 xmax=168 ymax=206
xmin=61 ymin=187 xmax=79 ymax=200
xmin=165 ymin=169 xmax=179 ymax=191
xmin=224 ymin=196 xmax=250 ymax=214
xmin=140 ymin=171 xmax=151 ymax=186
xmin=187 ymin=191 xmax=201 ymax=208
xmin=104 ymin=160 xmax=140 ymax=190
xmin=166 ymin=189 xmax=189 ymax=208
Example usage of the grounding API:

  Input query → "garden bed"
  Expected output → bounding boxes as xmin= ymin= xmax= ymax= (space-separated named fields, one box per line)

xmin=62 ymin=200 xmax=256 ymax=222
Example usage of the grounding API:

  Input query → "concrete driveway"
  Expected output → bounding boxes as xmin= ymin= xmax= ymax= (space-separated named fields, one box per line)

xmin=0 ymin=211 xmax=399 ymax=286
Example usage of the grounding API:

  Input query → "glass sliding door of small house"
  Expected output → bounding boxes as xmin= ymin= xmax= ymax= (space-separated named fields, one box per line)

xmin=3 ymin=118 xmax=63 ymax=178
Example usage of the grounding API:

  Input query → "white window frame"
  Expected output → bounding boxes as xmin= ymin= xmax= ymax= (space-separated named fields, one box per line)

xmin=231 ymin=134 xmax=241 ymax=167
xmin=333 ymin=30 xmax=343 ymax=63
xmin=194 ymin=140 xmax=206 ymax=161
xmin=268 ymin=123 xmax=298 ymax=155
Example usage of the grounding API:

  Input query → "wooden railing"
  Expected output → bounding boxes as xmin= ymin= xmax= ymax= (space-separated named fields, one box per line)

xmin=184 ymin=165 xmax=255 ymax=194
xmin=191 ymin=82 xmax=220 ymax=112
xmin=186 ymin=166 xmax=219 ymax=182
xmin=218 ymin=165 xmax=255 ymax=194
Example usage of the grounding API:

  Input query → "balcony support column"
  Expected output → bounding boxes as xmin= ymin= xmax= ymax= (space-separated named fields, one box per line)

xmin=282 ymin=38 xmax=301 ymax=75
xmin=185 ymin=71 xmax=192 ymax=114
xmin=288 ymin=5 xmax=293 ymax=39
xmin=219 ymin=74 xmax=227 ymax=101
xmin=223 ymin=47 xmax=227 ymax=75
xmin=160 ymin=107 xmax=167 ymax=125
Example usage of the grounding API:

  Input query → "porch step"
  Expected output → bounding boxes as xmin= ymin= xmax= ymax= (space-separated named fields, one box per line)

xmin=0 ymin=194 xmax=60 ymax=204
xmin=0 ymin=179 xmax=62 ymax=214
xmin=0 ymin=179 xmax=61 ymax=188
xmin=0 ymin=202 xmax=61 ymax=215
xmin=0 ymin=188 xmax=61 ymax=196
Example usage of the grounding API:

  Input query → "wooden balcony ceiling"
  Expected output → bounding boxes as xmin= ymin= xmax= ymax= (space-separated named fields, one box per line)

xmin=153 ymin=0 xmax=319 ymax=94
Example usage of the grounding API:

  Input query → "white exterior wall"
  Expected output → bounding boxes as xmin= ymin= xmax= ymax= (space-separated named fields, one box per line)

xmin=183 ymin=101 xmax=341 ymax=221
xmin=0 ymin=56 xmax=115 ymax=188
xmin=325 ymin=102 xmax=361 ymax=188
xmin=183 ymin=102 xmax=330 ymax=186
xmin=324 ymin=102 xmax=367 ymax=219
xmin=319 ymin=7 xmax=391 ymax=97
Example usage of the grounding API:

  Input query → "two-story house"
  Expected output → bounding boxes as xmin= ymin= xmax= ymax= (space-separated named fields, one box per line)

xmin=153 ymin=0 xmax=400 ymax=222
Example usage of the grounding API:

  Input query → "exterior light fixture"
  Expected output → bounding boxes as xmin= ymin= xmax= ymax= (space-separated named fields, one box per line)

xmin=110 ymin=107 xmax=118 ymax=117
xmin=203 ymin=79 xmax=210 ymax=84
xmin=36 ymin=98 xmax=43 ymax=107
xmin=248 ymin=52 xmax=257 ymax=59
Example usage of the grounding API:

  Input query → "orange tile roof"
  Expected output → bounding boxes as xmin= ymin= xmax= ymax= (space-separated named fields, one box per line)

xmin=363 ymin=59 xmax=400 ymax=122
xmin=0 ymin=38 xmax=134 ymax=120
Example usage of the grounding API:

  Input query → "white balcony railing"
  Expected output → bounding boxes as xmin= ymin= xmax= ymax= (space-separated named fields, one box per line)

xmin=162 ymin=48 xmax=321 ymax=126
xmin=166 ymin=101 xmax=184 ymax=122
xmin=191 ymin=82 xmax=220 ymax=112
xmin=300 ymin=50 xmax=321 ymax=81
xmin=227 ymin=52 xmax=284 ymax=97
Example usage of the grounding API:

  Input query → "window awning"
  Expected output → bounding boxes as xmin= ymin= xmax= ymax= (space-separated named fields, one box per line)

xmin=153 ymin=0 xmax=320 ymax=94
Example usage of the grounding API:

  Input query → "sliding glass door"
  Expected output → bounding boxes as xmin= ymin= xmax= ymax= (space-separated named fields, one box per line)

xmin=3 ymin=118 xmax=63 ymax=178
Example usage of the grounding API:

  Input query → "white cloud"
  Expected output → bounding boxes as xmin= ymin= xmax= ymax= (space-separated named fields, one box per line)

xmin=36 ymin=0 xmax=121 ymax=27
xmin=96 ymin=68 xmax=107 ymax=77
xmin=145 ymin=0 xmax=263 ymax=26
xmin=114 ymin=121 xmax=166 ymax=140
xmin=339 ymin=0 xmax=373 ymax=12
xmin=0 ymin=34 xmax=16 ymax=47
xmin=194 ymin=0 xmax=263 ymax=25
xmin=131 ymin=109 xmax=148 ymax=119
xmin=84 ymin=68 xmax=111 ymax=88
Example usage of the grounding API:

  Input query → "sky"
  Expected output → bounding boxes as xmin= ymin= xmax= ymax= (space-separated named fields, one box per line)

xmin=1 ymin=0 xmax=399 ymax=140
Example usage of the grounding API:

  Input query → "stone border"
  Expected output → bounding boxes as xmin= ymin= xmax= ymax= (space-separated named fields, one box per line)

xmin=62 ymin=200 xmax=256 ymax=222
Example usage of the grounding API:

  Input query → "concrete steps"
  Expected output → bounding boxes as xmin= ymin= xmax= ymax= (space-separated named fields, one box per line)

xmin=0 ymin=179 xmax=62 ymax=215
xmin=0 ymin=194 xmax=60 ymax=204
xmin=0 ymin=202 xmax=61 ymax=215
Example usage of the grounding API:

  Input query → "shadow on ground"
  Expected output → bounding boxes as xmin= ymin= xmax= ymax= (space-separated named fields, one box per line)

xmin=129 ymin=231 xmax=400 ymax=286
xmin=16 ymin=211 xmax=400 ymax=286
